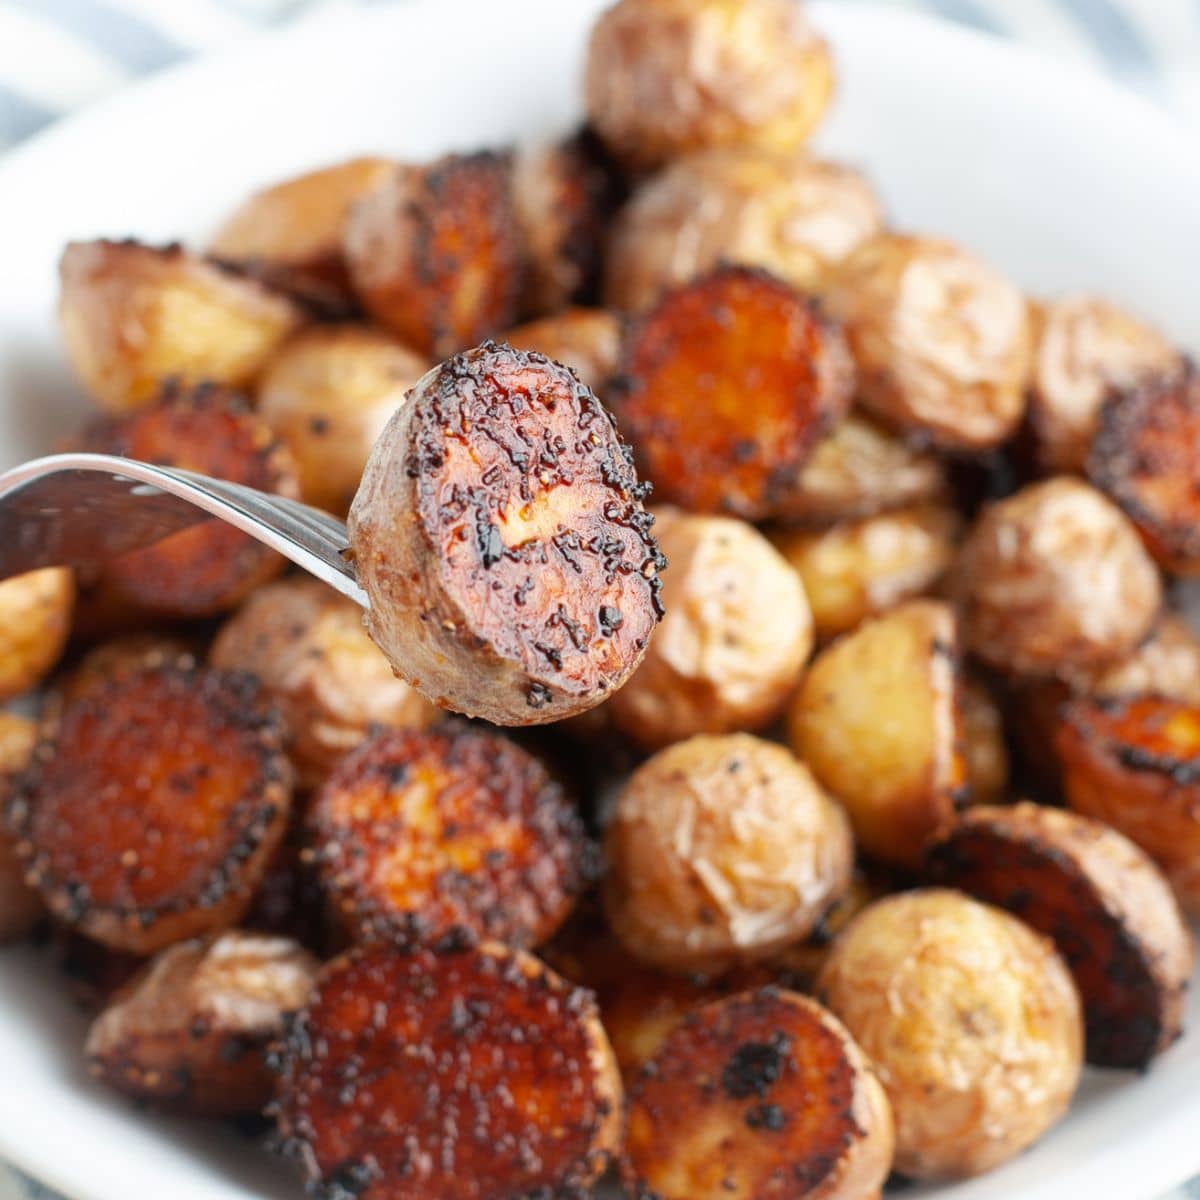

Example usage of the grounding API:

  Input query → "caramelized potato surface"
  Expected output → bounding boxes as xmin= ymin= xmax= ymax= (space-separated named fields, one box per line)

xmin=0 ymin=568 xmax=74 ymax=702
xmin=0 ymin=712 xmax=42 ymax=942
xmin=502 ymin=307 xmax=622 ymax=397
xmin=57 ymin=633 xmax=197 ymax=708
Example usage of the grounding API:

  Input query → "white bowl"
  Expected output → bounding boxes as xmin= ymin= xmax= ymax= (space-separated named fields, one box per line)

xmin=1 ymin=3 xmax=1198 ymax=1199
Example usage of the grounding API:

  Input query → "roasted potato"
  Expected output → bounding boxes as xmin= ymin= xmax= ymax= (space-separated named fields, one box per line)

xmin=85 ymin=930 xmax=318 ymax=1114
xmin=502 ymin=307 xmax=622 ymax=397
xmin=606 ymin=148 xmax=883 ymax=312
xmin=0 ymin=712 xmax=42 ymax=942
xmin=609 ymin=509 xmax=813 ymax=748
xmin=1028 ymin=294 xmax=1180 ymax=474
xmin=7 ymin=664 xmax=292 ymax=953
xmin=928 ymin=802 xmax=1194 ymax=1068
xmin=957 ymin=477 xmax=1162 ymax=677
xmin=960 ymin=675 xmax=1010 ymax=806
xmin=256 ymin=325 xmax=429 ymax=515
xmin=347 ymin=342 xmax=665 ymax=725
xmin=56 ymin=633 xmax=197 ymax=708
xmin=58 ymin=239 xmax=303 ymax=413
xmin=603 ymin=734 xmax=854 ymax=973
xmin=817 ymin=889 xmax=1083 ymax=1180
xmin=585 ymin=0 xmax=834 ymax=170
xmin=0 ymin=568 xmax=74 ymax=702
xmin=623 ymin=988 xmax=894 ymax=1200
xmin=1068 ymin=612 xmax=1200 ymax=704
xmin=342 ymin=152 xmax=522 ymax=358
xmin=788 ymin=600 xmax=965 ymax=868
xmin=612 ymin=265 xmax=853 ymax=519
xmin=770 ymin=502 xmax=960 ymax=641
xmin=210 ymin=577 xmax=439 ymax=786
xmin=823 ymin=233 xmax=1031 ymax=450
xmin=274 ymin=941 xmax=623 ymax=1199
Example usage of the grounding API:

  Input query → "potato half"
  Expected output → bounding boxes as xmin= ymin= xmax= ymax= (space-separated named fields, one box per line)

xmin=0 ymin=568 xmax=74 ymax=702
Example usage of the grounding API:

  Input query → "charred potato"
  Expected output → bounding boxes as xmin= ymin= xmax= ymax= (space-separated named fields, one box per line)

xmin=0 ymin=568 xmax=74 ymax=702
xmin=824 ymin=233 xmax=1031 ymax=450
xmin=603 ymin=734 xmax=854 ymax=973
xmin=56 ymin=633 xmax=197 ymax=708
xmin=85 ymin=930 xmax=318 ymax=1114
xmin=609 ymin=509 xmax=813 ymax=749
xmin=275 ymin=941 xmax=623 ymax=1199
xmin=58 ymin=239 xmax=303 ymax=412
xmin=817 ymin=889 xmax=1083 ymax=1180
xmin=960 ymin=675 xmax=1010 ymax=806
xmin=502 ymin=307 xmax=622 ymax=397
xmin=0 ymin=713 xmax=42 ymax=942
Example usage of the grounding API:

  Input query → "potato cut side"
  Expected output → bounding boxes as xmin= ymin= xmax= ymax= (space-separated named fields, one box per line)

xmin=0 ymin=568 xmax=74 ymax=703
xmin=503 ymin=306 xmax=622 ymax=398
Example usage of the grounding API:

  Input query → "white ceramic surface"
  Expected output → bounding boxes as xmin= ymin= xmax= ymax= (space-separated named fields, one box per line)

xmin=1 ymin=3 xmax=1199 ymax=1198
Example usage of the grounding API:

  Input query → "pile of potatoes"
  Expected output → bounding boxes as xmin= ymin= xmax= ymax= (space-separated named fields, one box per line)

xmin=1 ymin=0 xmax=1198 ymax=1196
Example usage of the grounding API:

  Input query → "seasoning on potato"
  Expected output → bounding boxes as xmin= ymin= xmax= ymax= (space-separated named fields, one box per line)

xmin=0 ymin=567 xmax=74 ymax=703
xmin=503 ymin=307 xmax=622 ymax=397
xmin=0 ymin=712 xmax=42 ymax=943
xmin=56 ymin=633 xmax=197 ymax=708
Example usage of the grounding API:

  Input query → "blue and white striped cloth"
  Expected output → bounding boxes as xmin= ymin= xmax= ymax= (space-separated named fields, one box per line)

xmin=0 ymin=2 xmax=1198 ymax=1199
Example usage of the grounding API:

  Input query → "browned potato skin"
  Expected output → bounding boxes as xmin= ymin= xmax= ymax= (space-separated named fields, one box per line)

xmin=0 ymin=569 xmax=74 ymax=702
xmin=347 ymin=343 xmax=664 ymax=725
xmin=1066 ymin=613 xmax=1200 ymax=704
xmin=275 ymin=941 xmax=623 ymax=1200
xmin=502 ymin=307 xmax=622 ymax=397
xmin=817 ymin=889 xmax=1083 ymax=1181
xmin=0 ymin=713 xmax=42 ymax=942
xmin=824 ymin=233 xmax=1031 ymax=450
xmin=57 ymin=633 xmax=197 ymax=708
xmin=928 ymin=802 xmax=1194 ymax=1068
xmin=610 ymin=510 xmax=813 ymax=749
xmin=1028 ymin=295 xmax=1179 ymax=474
xmin=585 ymin=0 xmax=834 ymax=171
xmin=960 ymin=675 xmax=1010 ymax=806
xmin=624 ymin=988 xmax=894 ymax=1200
xmin=788 ymin=600 xmax=965 ymax=869
xmin=85 ymin=930 xmax=318 ymax=1114
xmin=256 ymin=325 xmax=429 ymax=515
xmin=607 ymin=148 xmax=883 ymax=313
xmin=58 ymin=240 xmax=303 ymax=412
xmin=603 ymin=734 xmax=854 ymax=973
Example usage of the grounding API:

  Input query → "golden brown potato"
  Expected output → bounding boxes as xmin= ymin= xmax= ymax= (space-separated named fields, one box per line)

xmin=209 ymin=156 xmax=396 ymax=316
xmin=502 ymin=307 xmax=622 ymax=396
xmin=85 ymin=930 xmax=318 ymax=1114
xmin=960 ymin=675 xmax=1010 ymax=806
xmin=275 ymin=941 xmax=623 ymax=1199
xmin=817 ymin=889 xmax=1083 ymax=1181
xmin=1067 ymin=613 xmax=1200 ymax=704
xmin=56 ymin=633 xmax=197 ymax=708
xmin=0 ymin=568 xmax=74 ymax=702
xmin=613 ymin=265 xmax=853 ymax=519
xmin=58 ymin=239 xmax=303 ymax=413
xmin=928 ymin=803 xmax=1193 ymax=1068
xmin=624 ymin=988 xmax=894 ymax=1200
xmin=256 ymin=325 xmax=428 ymax=515
xmin=1028 ymin=294 xmax=1179 ymax=473
xmin=6 ymin=664 xmax=292 ymax=954
xmin=342 ymin=152 xmax=521 ymax=358
xmin=957 ymin=477 xmax=1162 ymax=677
xmin=824 ymin=233 xmax=1031 ymax=450
xmin=606 ymin=148 xmax=883 ymax=312
xmin=0 ymin=712 xmax=42 ymax=942
xmin=609 ymin=509 xmax=812 ymax=749
xmin=770 ymin=502 xmax=960 ymax=641
xmin=603 ymin=734 xmax=854 ymax=973
xmin=788 ymin=600 xmax=965 ymax=868
xmin=585 ymin=0 xmax=834 ymax=170
xmin=348 ymin=343 xmax=665 ymax=725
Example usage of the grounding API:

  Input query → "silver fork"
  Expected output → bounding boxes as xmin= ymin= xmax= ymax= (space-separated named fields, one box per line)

xmin=0 ymin=453 xmax=368 ymax=607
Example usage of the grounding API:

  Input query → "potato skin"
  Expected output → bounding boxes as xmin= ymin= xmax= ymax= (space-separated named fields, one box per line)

xmin=603 ymin=734 xmax=854 ymax=973
xmin=624 ymin=988 xmax=894 ymax=1200
xmin=1068 ymin=612 xmax=1200 ymax=704
xmin=58 ymin=239 xmax=303 ymax=413
xmin=960 ymin=675 xmax=1010 ymax=806
xmin=817 ymin=889 xmax=1083 ymax=1181
xmin=610 ymin=510 xmax=812 ymax=749
xmin=824 ymin=233 xmax=1031 ymax=450
xmin=0 ymin=568 xmax=74 ymax=702
xmin=85 ymin=930 xmax=318 ymax=1114
xmin=0 ymin=713 xmax=42 ymax=942
xmin=502 ymin=307 xmax=622 ymax=397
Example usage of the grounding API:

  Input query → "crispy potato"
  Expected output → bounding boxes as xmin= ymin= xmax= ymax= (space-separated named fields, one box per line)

xmin=624 ymin=988 xmax=894 ymax=1200
xmin=209 ymin=156 xmax=396 ymax=317
xmin=256 ymin=325 xmax=429 ymax=515
xmin=610 ymin=510 xmax=813 ymax=749
xmin=960 ymin=675 xmax=1010 ymax=806
xmin=85 ymin=930 xmax=318 ymax=1114
xmin=957 ymin=477 xmax=1162 ymax=677
xmin=348 ymin=343 xmax=665 ymax=725
xmin=928 ymin=802 xmax=1193 ymax=1067
xmin=343 ymin=152 xmax=521 ymax=358
xmin=585 ymin=0 xmax=834 ymax=170
xmin=0 ymin=713 xmax=42 ymax=942
xmin=0 ymin=568 xmax=74 ymax=702
xmin=275 ymin=941 xmax=623 ymax=1199
xmin=502 ymin=307 xmax=622 ymax=396
xmin=824 ymin=233 xmax=1031 ymax=450
xmin=603 ymin=734 xmax=854 ymax=972
xmin=57 ymin=633 xmax=197 ymax=708
xmin=606 ymin=148 xmax=883 ymax=313
xmin=7 ymin=664 xmax=292 ymax=953
xmin=817 ymin=889 xmax=1083 ymax=1180
xmin=613 ymin=265 xmax=854 ymax=518
xmin=1068 ymin=613 xmax=1200 ymax=704
xmin=1028 ymin=294 xmax=1179 ymax=473
xmin=58 ymin=239 xmax=303 ymax=413
xmin=770 ymin=502 xmax=960 ymax=641
xmin=210 ymin=577 xmax=439 ymax=787
xmin=788 ymin=600 xmax=965 ymax=868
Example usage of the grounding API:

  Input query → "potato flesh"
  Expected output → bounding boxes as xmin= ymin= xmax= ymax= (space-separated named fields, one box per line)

xmin=0 ymin=713 xmax=41 ymax=942
xmin=0 ymin=568 xmax=74 ymax=702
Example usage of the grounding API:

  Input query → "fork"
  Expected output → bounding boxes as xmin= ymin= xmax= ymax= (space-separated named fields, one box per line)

xmin=0 ymin=453 xmax=368 ymax=607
